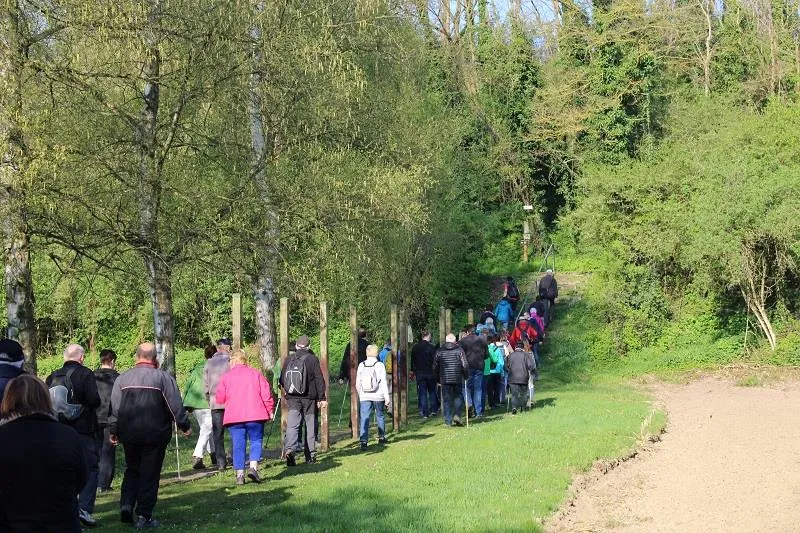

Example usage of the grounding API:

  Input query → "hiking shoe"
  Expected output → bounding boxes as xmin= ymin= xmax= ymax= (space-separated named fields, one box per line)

xmin=286 ymin=453 xmax=296 ymax=467
xmin=210 ymin=453 xmax=217 ymax=466
xmin=360 ymin=442 xmax=368 ymax=450
xmin=79 ymin=509 xmax=97 ymax=527
xmin=378 ymin=437 xmax=388 ymax=445
xmin=306 ymin=455 xmax=317 ymax=464
xmin=236 ymin=474 xmax=245 ymax=486
xmin=192 ymin=457 xmax=205 ymax=470
xmin=120 ymin=506 xmax=134 ymax=524
xmin=247 ymin=468 xmax=262 ymax=483
xmin=134 ymin=516 xmax=160 ymax=529
xmin=452 ymin=415 xmax=463 ymax=426
xmin=512 ymin=408 xmax=517 ymax=415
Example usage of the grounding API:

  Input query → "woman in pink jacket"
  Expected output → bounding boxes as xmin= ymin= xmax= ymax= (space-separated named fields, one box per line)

xmin=215 ymin=350 xmax=275 ymax=485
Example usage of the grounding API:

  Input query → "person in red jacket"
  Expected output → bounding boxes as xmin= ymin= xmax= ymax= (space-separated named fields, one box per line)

xmin=508 ymin=317 xmax=538 ymax=350
xmin=215 ymin=350 xmax=275 ymax=486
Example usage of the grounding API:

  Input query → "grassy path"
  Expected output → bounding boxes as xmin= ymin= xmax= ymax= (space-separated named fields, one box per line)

xmin=94 ymin=279 xmax=664 ymax=531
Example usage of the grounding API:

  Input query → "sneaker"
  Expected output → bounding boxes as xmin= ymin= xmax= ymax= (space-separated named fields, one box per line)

xmin=306 ymin=454 xmax=317 ymax=464
xmin=236 ymin=474 xmax=245 ymax=486
xmin=79 ymin=509 xmax=97 ymax=527
xmin=378 ymin=437 xmax=388 ymax=445
xmin=134 ymin=516 xmax=160 ymax=529
xmin=120 ymin=506 xmax=134 ymax=524
xmin=247 ymin=468 xmax=262 ymax=483
xmin=452 ymin=415 xmax=463 ymax=426
xmin=192 ymin=457 xmax=205 ymax=470
xmin=512 ymin=408 xmax=517 ymax=415
xmin=286 ymin=453 xmax=296 ymax=467
xmin=360 ymin=442 xmax=368 ymax=450
xmin=210 ymin=453 xmax=217 ymax=466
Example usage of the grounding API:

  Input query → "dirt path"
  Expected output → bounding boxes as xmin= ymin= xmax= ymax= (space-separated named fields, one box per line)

xmin=546 ymin=376 xmax=800 ymax=533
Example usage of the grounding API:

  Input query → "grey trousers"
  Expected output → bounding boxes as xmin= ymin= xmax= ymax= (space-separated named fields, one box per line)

xmin=285 ymin=398 xmax=317 ymax=456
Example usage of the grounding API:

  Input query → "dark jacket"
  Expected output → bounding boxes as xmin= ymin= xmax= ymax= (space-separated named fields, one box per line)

xmin=505 ymin=349 xmax=536 ymax=385
xmin=0 ymin=414 xmax=87 ymax=533
xmin=432 ymin=342 xmax=468 ymax=385
xmin=478 ymin=311 xmax=497 ymax=325
xmin=46 ymin=361 xmax=101 ymax=438
xmin=0 ymin=364 xmax=24 ymax=401
xmin=94 ymin=367 xmax=119 ymax=426
xmin=109 ymin=362 xmax=191 ymax=445
xmin=280 ymin=349 xmax=327 ymax=401
xmin=539 ymin=274 xmax=558 ymax=300
xmin=339 ymin=337 xmax=369 ymax=381
xmin=410 ymin=340 xmax=436 ymax=378
xmin=459 ymin=334 xmax=488 ymax=371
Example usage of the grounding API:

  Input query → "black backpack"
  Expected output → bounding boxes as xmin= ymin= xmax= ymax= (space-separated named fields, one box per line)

xmin=284 ymin=353 xmax=308 ymax=396
xmin=507 ymin=281 xmax=520 ymax=300
xmin=49 ymin=367 xmax=84 ymax=422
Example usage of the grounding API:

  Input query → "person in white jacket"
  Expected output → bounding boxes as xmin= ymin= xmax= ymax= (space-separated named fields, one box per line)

xmin=356 ymin=344 xmax=391 ymax=450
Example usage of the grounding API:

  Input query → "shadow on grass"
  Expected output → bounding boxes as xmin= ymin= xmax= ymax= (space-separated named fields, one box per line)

xmin=533 ymin=397 xmax=557 ymax=408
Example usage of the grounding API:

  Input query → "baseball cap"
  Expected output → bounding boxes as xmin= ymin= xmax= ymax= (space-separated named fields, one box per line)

xmin=296 ymin=335 xmax=310 ymax=348
xmin=0 ymin=339 xmax=24 ymax=363
xmin=217 ymin=338 xmax=232 ymax=347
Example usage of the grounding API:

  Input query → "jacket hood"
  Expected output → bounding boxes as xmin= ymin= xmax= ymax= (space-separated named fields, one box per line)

xmin=441 ymin=342 xmax=459 ymax=350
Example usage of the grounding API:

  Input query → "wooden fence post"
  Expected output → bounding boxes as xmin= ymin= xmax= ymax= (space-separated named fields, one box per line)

xmin=319 ymin=301 xmax=329 ymax=451
xmin=279 ymin=298 xmax=289 ymax=456
xmin=438 ymin=306 xmax=446 ymax=345
xmin=232 ymin=293 xmax=242 ymax=350
xmin=445 ymin=308 xmax=452 ymax=337
xmin=349 ymin=306 xmax=359 ymax=440
xmin=399 ymin=307 xmax=408 ymax=425
xmin=467 ymin=308 xmax=474 ymax=325
xmin=390 ymin=304 xmax=400 ymax=431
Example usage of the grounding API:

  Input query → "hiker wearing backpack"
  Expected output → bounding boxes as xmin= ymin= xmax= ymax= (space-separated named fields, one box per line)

xmin=0 ymin=339 xmax=25 ymax=401
xmin=410 ymin=332 xmax=438 ymax=418
xmin=183 ymin=344 xmax=217 ymax=470
xmin=109 ymin=342 xmax=191 ymax=529
xmin=505 ymin=342 xmax=536 ymax=415
xmin=338 ymin=327 xmax=369 ymax=384
xmin=45 ymin=343 xmax=102 ymax=528
xmin=528 ymin=309 xmax=545 ymax=369
xmin=356 ymin=344 xmax=391 ymax=450
xmin=493 ymin=297 xmax=513 ymax=331
xmin=508 ymin=317 xmax=538 ymax=353
xmin=95 ymin=349 xmax=120 ymax=492
xmin=204 ymin=339 xmax=231 ymax=470
xmin=432 ymin=334 xmax=469 ymax=426
xmin=459 ymin=325 xmax=488 ymax=418
xmin=478 ymin=306 xmax=497 ymax=326
xmin=503 ymin=276 xmax=521 ymax=313
xmin=486 ymin=335 xmax=505 ymax=408
xmin=538 ymin=269 xmax=558 ymax=324
xmin=280 ymin=335 xmax=327 ymax=466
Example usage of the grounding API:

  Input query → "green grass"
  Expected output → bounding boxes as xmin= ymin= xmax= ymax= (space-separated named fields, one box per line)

xmin=88 ymin=292 xmax=664 ymax=532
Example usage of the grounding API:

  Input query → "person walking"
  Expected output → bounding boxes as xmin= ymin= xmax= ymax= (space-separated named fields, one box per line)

xmin=502 ymin=276 xmax=521 ymax=313
xmin=0 ymin=375 xmax=88 ymax=533
xmin=215 ymin=349 xmax=275 ymax=485
xmin=0 ymin=339 xmax=25 ymax=400
xmin=356 ymin=344 xmax=391 ymax=450
xmin=493 ymin=298 xmax=514 ymax=331
xmin=432 ymin=334 xmax=468 ymax=426
xmin=46 ymin=343 xmax=101 ymax=528
xmin=505 ymin=342 xmax=536 ymax=415
xmin=459 ymin=326 xmax=488 ymax=418
xmin=338 ymin=327 xmax=369 ymax=384
xmin=410 ymin=332 xmax=438 ymax=418
xmin=95 ymin=349 xmax=120 ymax=492
xmin=183 ymin=344 xmax=216 ymax=470
xmin=538 ymin=269 xmax=558 ymax=324
xmin=204 ymin=339 xmax=231 ymax=470
xmin=486 ymin=335 xmax=504 ymax=408
xmin=109 ymin=343 xmax=191 ymax=529
xmin=280 ymin=335 xmax=327 ymax=466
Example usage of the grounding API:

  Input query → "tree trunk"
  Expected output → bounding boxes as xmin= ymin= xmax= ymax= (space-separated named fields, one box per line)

xmin=1 ymin=3 xmax=36 ymax=372
xmin=146 ymin=257 xmax=176 ymax=374
xmin=253 ymin=271 xmax=277 ymax=370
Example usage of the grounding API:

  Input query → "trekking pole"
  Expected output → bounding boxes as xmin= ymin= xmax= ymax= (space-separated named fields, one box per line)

xmin=338 ymin=383 xmax=349 ymax=428
xmin=264 ymin=396 xmax=281 ymax=448
xmin=464 ymin=381 xmax=469 ymax=428
xmin=174 ymin=423 xmax=181 ymax=481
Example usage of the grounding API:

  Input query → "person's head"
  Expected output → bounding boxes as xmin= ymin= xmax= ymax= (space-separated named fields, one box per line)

xmin=366 ymin=344 xmax=379 ymax=359
xmin=530 ymin=308 xmax=538 ymax=316
xmin=445 ymin=333 xmax=456 ymax=344
xmin=506 ymin=276 xmax=514 ymax=283
xmin=217 ymin=338 xmax=232 ymax=353
xmin=204 ymin=344 xmax=217 ymax=360
xmin=1 ymin=375 xmax=53 ymax=421
xmin=488 ymin=334 xmax=498 ymax=343
xmin=295 ymin=335 xmax=310 ymax=350
xmin=136 ymin=342 xmax=158 ymax=364
xmin=63 ymin=344 xmax=85 ymax=364
xmin=358 ymin=327 xmax=368 ymax=339
xmin=515 ymin=341 xmax=524 ymax=350
xmin=546 ymin=269 xmax=553 ymax=275
xmin=230 ymin=349 xmax=248 ymax=366
xmin=422 ymin=331 xmax=432 ymax=342
xmin=99 ymin=349 xmax=117 ymax=369
xmin=0 ymin=339 xmax=24 ymax=370
xmin=517 ymin=318 xmax=528 ymax=327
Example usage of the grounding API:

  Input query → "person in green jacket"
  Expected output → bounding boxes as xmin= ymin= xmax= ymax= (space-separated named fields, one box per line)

xmin=184 ymin=344 xmax=217 ymax=469
xmin=486 ymin=335 xmax=505 ymax=408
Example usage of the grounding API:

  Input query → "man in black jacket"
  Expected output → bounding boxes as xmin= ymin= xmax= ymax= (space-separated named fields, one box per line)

xmin=46 ymin=343 xmax=101 ymax=528
xmin=539 ymin=269 xmax=558 ymax=324
xmin=432 ymin=334 xmax=468 ymax=426
xmin=0 ymin=339 xmax=25 ymax=400
xmin=281 ymin=335 xmax=328 ymax=466
xmin=459 ymin=326 xmax=488 ymax=418
xmin=338 ymin=326 xmax=369 ymax=383
xmin=110 ymin=343 xmax=191 ymax=529
xmin=410 ymin=332 xmax=438 ymax=418
xmin=94 ymin=349 xmax=120 ymax=492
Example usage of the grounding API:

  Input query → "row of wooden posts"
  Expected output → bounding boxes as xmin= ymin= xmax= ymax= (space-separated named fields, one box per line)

xmin=230 ymin=294 xmax=477 ymax=452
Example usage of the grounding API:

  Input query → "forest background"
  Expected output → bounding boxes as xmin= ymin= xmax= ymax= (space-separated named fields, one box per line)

xmin=3 ymin=0 xmax=800 ymax=378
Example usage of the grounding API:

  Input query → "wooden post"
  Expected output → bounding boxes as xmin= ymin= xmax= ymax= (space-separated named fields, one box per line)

xmin=438 ymin=306 xmax=446 ymax=345
xmin=399 ymin=308 xmax=408 ymax=425
xmin=231 ymin=293 xmax=242 ymax=350
xmin=467 ymin=308 xmax=474 ymax=325
xmin=279 ymin=298 xmax=289 ymax=456
xmin=349 ymin=306 xmax=359 ymax=440
xmin=523 ymin=220 xmax=530 ymax=263
xmin=390 ymin=304 xmax=400 ymax=431
xmin=319 ymin=302 xmax=329 ymax=451
xmin=445 ymin=308 xmax=452 ymax=337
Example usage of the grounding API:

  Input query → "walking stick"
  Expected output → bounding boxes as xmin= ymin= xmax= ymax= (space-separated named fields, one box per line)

xmin=174 ymin=423 xmax=181 ymax=481
xmin=264 ymin=396 xmax=281 ymax=448
xmin=337 ymin=383 xmax=349 ymax=428
xmin=464 ymin=381 xmax=469 ymax=428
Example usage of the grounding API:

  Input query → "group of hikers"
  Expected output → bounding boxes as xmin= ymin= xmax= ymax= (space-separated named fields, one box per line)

xmin=0 ymin=270 xmax=557 ymax=531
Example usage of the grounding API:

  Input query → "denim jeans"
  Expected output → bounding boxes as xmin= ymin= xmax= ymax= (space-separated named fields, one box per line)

xmin=228 ymin=422 xmax=264 ymax=471
xmin=416 ymin=376 xmax=438 ymax=417
xmin=441 ymin=384 xmax=465 ymax=425
xmin=359 ymin=400 xmax=386 ymax=443
xmin=466 ymin=369 xmax=484 ymax=416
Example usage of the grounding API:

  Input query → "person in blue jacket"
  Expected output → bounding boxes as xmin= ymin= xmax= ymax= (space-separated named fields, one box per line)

xmin=494 ymin=298 xmax=513 ymax=331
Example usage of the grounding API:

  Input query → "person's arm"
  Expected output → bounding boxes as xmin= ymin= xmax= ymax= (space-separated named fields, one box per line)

xmin=379 ymin=363 xmax=391 ymax=406
xmin=339 ymin=343 xmax=350 ymax=381
xmin=82 ymin=368 xmax=102 ymax=409
xmin=458 ymin=350 xmax=469 ymax=379
xmin=108 ymin=379 xmax=121 ymax=437
xmin=164 ymin=374 xmax=191 ymax=433
xmin=203 ymin=362 xmax=210 ymax=398
xmin=432 ymin=351 xmax=440 ymax=378
xmin=312 ymin=357 xmax=327 ymax=402
xmin=259 ymin=373 xmax=276 ymax=419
